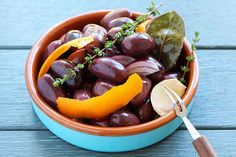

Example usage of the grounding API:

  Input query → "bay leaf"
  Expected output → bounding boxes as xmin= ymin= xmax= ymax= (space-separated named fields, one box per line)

xmin=147 ymin=10 xmax=185 ymax=70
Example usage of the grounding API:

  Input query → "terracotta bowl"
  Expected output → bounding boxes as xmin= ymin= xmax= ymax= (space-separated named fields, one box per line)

xmin=25 ymin=10 xmax=199 ymax=152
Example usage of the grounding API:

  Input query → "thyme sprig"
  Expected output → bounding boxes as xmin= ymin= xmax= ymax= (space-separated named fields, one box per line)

xmin=53 ymin=1 xmax=162 ymax=87
xmin=180 ymin=31 xmax=200 ymax=84
xmin=52 ymin=68 xmax=77 ymax=87
xmin=115 ymin=2 xmax=162 ymax=43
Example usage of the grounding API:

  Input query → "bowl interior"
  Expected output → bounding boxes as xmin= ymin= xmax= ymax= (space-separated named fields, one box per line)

xmin=26 ymin=11 xmax=199 ymax=136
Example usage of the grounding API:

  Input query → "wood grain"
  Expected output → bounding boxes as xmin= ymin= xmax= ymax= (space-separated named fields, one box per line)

xmin=0 ymin=1 xmax=235 ymax=156
xmin=0 ymin=130 xmax=234 ymax=156
xmin=0 ymin=50 xmax=236 ymax=130
xmin=1 ymin=0 xmax=236 ymax=46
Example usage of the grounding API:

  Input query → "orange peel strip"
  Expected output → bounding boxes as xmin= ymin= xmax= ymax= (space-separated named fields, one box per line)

xmin=57 ymin=73 xmax=143 ymax=119
xmin=38 ymin=36 xmax=94 ymax=79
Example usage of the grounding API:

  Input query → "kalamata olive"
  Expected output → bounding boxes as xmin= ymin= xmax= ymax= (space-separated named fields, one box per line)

xmin=82 ymin=83 xmax=93 ymax=90
xmin=83 ymin=24 xmax=107 ymax=53
xmin=107 ymin=17 xmax=133 ymax=30
xmin=164 ymin=72 xmax=181 ymax=80
xmin=61 ymin=30 xmax=83 ymax=43
xmin=100 ymin=9 xmax=132 ymax=29
xmin=89 ymin=119 xmax=109 ymax=127
xmin=65 ymin=91 xmax=73 ymax=98
xmin=130 ymin=76 xmax=152 ymax=106
xmin=107 ymin=27 xmax=122 ymax=40
xmin=135 ymin=99 xmax=155 ymax=123
xmin=51 ymin=60 xmax=82 ymax=89
xmin=83 ymin=24 xmax=107 ymax=35
xmin=119 ymin=106 xmax=130 ymax=112
xmin=109 ymin=110 xmax=140 ymax=127
xmin=84 ymin=34 xmax=106 ymax=53
xmin=83 ymin=24 xmax=107 ymax=39
xmin=43 ymin=40 xmax=63 ymax=62
xmin=149 ymin=70 xmax=165 ymax=83
xmin=104 ymin=46 xmax=121 ymax=57
xmin=67 ymin=48 xmax=86 ymax=65
xmin=144 ymin=57 xmax=165 ymax=83
xmin=88 ymin=57 xmax=128 ymax=84
xmin=92 ymin=79 xmax=115 ymax=96
xmin=73 ymin=89 xmax=92 ymax=100
xmin=121 ymin=33 xmax=155 ymax=57
xmin=111 ymin=55 xmax=135 ymax=67
xmin=37 ymin=74 xmax=66 ymax=109
xmin=83 ymin=71 xmax=97 ymax=83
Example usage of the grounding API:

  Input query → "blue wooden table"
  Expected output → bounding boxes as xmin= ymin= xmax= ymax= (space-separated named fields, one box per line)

xmin=0 ymin=0 xmax=236 ymax=156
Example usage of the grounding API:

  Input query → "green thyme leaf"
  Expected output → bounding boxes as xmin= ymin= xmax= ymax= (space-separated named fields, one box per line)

xmin=121 ymin=22 xmax=134 ymax=30
xmin=147 ymin=1 xmax=161 ymax=16
xmin=104 ymin=40 xmax=114 ymax=49
xmin=93 ymin=47 xmax=104 ymax=57
xmin=192 ymin=31 xmax=200 ymax=51
xmin=63 ymin=75 xmax=69 ymax=82
xmin=85 ymin=54 xmax=93 ymax=65
xmin=179 ymin=77 xmax=185 ymax=84
xmin=115 ymin=31 xmax=124 ymax=43
xmin=67 ymin=68 xmax=76 ymax=78
xmin=181 ymin=66 xmax=190 ymax=72
xmin=53 ymin=78 xmax=63 ymax=87
xmin=179 ymin=31 xmax=200 ymax=84
xmin=186 ymin=55 xmax=195 ymax=61
xmin=76 ymin=63 xmax=84 ymax=69
xmin=93 ymin=47 xmax=101 ymax=54
xmin=136 ymin=14 xmax=148 ymax=24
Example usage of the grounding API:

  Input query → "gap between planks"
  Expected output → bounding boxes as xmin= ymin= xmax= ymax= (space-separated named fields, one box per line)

xmin=1 ymin=126 xmax=236 ymax=131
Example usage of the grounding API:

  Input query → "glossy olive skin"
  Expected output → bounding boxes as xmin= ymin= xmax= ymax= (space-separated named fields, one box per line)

xmin=107 ymin=27 xmax=122 ymax=40
xmin=164 ymin=72 xmax=180 ymax=80
xmin=82 ymin=83 xmax=93 ymax=90
xmin=104 ymin=46 xmax=121 ymax=57
xmin=135 ymin=99 xmax=155 ymax=123
xmin=89 ymin=119 xmax=109 ymax=127
xmin=37 ymin=74 xmax=65 ymax=109
xmin=111 ymin=55 xmax=136 ymax=67
xmin=67 ymin=49 xmax=86 ymax=65
xmin=92 ymin=79 xmax=115 ymax=96
xmin=88 ymin=57 xmax=128 ymax=84
xmin=121 ymin=33 xmax=155 ymax=57
xmin=43 ymin=40 xmax=63 ymax=62
xmin=73 ymin=89 xmax=92 ymax=100
xmin=149 ymin=70 xmax=165 ymax=82
xmin=100 ymin=8 xmax=132 ymax=29
xmin=83 ymin=24 xmax=107 ymax=53
xmin=147 ymin=57 xmax=166 ymax=83
xmin=109 ymin=110 xmax=140 ymax=127
xmin=130 ymin=76 xmax=152 ymax=106
xmin=61 ymin=30 xmax=83 ymax=42
xmin=83 ymin=24 xmax=107 ymax=35
xmin=107 ymin=17 xmax=133 ymax=30
xmin=51 ymin=60 xmax=82 ymax=89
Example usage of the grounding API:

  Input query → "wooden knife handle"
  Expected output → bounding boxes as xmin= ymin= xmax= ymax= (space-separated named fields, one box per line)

xmin=192 ymin=136 xmax=217 ymax=157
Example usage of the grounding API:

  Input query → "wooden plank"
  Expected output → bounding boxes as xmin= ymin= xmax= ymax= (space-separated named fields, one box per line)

xmin=0 ymin=0 xmax=236 ymax=46
xmin=188 ymin=49 xmax=236 ymax=129
xmin=0 ymin=130 xmax=235 ymax=156
xmin=0 ymin=50 xmax=46 ymax=129
xmin=0 ymin=49 xmax=236 ymax=130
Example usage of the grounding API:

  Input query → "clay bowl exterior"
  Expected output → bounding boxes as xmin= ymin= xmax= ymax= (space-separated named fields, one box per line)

xmin=25 ymin=11 xmax=199 ymax=152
